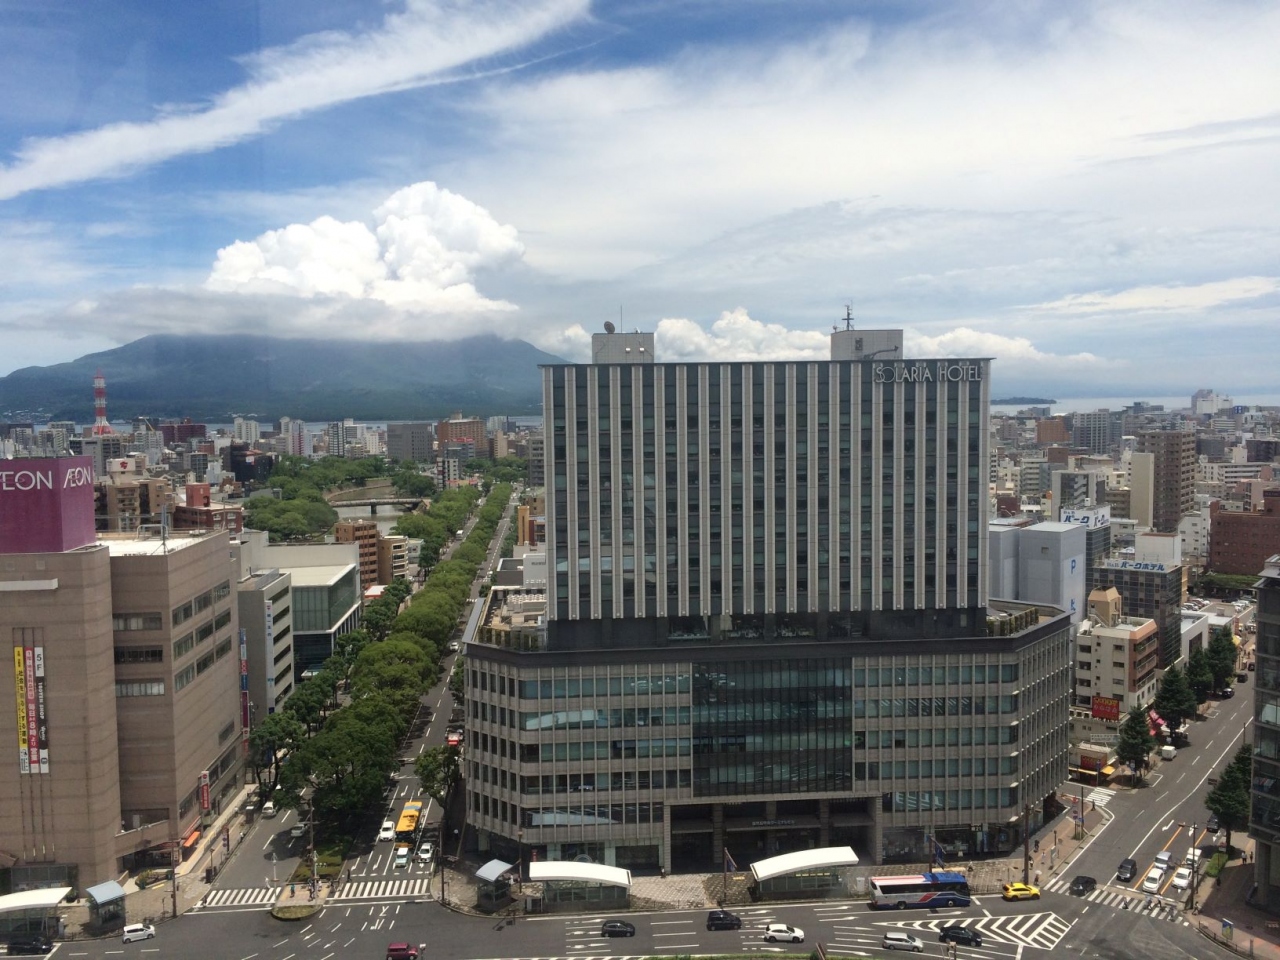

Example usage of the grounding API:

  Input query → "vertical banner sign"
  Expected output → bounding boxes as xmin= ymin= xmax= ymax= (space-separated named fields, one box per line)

xmin=14 ymin=648 xmax=30 ymax=775
xmin=22 ymin=646 xmax=39 ymax=770
xmin=199 ymin=770 xmax=211 ymax=811
xmin=239 ymin=628 xmax=251 ymax=749
xmin=34 ymin=646 xmax=49 ymax=773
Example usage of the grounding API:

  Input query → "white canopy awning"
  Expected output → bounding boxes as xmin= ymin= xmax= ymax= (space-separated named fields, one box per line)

xmin=750 ymin=846 xmax=859 ymax=883
xmin=0 ymin=887 xmax=72 ymax=914
xmin=528 ymin=861 xmax=632 ymax=889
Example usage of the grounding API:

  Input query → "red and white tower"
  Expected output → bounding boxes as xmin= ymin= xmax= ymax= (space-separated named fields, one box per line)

xmin=91 ymin=369 xmax=113 ymax=435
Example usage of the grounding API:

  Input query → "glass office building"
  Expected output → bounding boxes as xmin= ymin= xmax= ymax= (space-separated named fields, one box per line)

xmin=467 ymin=328 xmax=1071 ymax=872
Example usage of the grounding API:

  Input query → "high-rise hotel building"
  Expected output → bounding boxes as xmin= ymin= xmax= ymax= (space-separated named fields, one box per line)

xmin=466 ymin=328 xmax=1070 ymax=873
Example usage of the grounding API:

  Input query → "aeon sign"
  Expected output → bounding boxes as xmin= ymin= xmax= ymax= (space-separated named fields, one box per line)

xmin=0 ymin=456 xmax=97 ymax=554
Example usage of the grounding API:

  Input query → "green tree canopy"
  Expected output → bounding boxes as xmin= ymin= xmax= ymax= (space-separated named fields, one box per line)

xmin=1186 ymin=646 xmax=1215 ymax=704
xmin=1205 ymin=757 xmax=1251 ymax=852
xmin=1207 ymin=628 xmax=1239 ymax=690
xmin=1115 ymin=706 xmax=1156 ymax=783
xmin=1152 ymin=665 xmax=1198 ymax=737
xmin=249 ymin=712 xmax=307 ymax=799
xmin=415 ymin=745 xmax=461 ymax=807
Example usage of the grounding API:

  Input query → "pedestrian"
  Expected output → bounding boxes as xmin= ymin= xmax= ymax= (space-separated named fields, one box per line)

xmin=290 ymin=883 xmax=295 ymax=898
xmin=1034 ymin=870 xmax=1041 ymax=885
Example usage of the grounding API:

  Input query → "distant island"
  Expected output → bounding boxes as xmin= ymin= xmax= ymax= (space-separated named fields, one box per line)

xmin=991 ymin=396 xmax=1056 ymax=405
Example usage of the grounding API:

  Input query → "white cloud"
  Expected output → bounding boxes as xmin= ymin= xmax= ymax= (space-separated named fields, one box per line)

xmin=655 ymin=309 xmax=830 ymax=361
xmin=1027 ymin=277 xmax=1280 ymax=315
xmin=0 ymin=0 xmax=589 ymax=200
xmin=206 ymin=181 xmax=524 ymax=314
xmin=905 ymin=327 xmax=1114 ymax=369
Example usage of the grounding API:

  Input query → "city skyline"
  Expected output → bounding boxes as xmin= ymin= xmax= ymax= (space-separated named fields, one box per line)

xmin=1 ymin=1 xmax=1278 ymax=399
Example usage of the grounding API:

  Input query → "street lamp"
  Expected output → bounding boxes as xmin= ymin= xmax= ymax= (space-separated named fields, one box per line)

xmin=1189 ymin=822 xmax=1199 ymax=913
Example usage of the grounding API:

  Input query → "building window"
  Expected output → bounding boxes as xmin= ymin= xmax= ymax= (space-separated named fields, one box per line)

xmin=196 ymin=650 xmax=217 ymax=675
xmin=114 ymin=647 xmax=164 ymax=664
xmin=218 ymin=721 xmax=236 ymax=745
xmin=215 ymin=638 xmax=233 ymax=660
xmin=116 ymin=681 xmax=165 ymax=697
xmin=174 ymin=665 xmax=196 ymax=691
xmin=214 ymin=610 xmax=232 ymax=631
xmin=113 ymin=613 xmax=163 ymax=631
xmin=173 ymin=633 xmax=195 ymax=660
xmin=172 ymin=601 xmax=194 ymax=626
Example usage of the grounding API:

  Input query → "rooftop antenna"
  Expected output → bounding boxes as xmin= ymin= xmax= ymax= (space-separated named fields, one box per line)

xmin=603 ymin=320 xmax=616 ymax=334
xmin=844 ymin=305 xmax=854 ymax=331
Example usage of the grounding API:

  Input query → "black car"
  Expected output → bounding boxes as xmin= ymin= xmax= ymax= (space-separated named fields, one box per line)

xmin=1207 ymin=814 xmax=1220 ymax=833
xmin=707 ymin=909 xmax=742 ymax=931
xmin=5 ymin=935 xmax=53 ymax=956
xmin=938 ymin=925 xmax=982 ymax=947
xmin=602 ymin=921 xmax=635 ymax=938
xmin=1069 ymin=875 xmax=1097 ymax=896
xmin=1116 ymin=858 xmax=1138 ymax=882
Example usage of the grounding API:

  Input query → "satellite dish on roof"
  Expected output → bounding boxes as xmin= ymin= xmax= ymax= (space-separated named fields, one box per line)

xmin=603 ymin=320 xmax=616 ymax=334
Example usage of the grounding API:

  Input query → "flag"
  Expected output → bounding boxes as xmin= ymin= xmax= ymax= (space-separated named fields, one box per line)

xmin=724 ymin=848 xmax=738 ymax=872
xmin=929 ymin=835 xmax=947 ymax=867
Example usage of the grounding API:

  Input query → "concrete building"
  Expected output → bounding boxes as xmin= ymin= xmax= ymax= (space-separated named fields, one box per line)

xmin=95 ymin=477 xmax=175 ymax=534
xmin=527 ymin=433 xmax=545 ymax=487
xmin=988 ymin=521 xmax=1087 ymax=621
xmin=1072 ymin=410 xmax=1112 ymax=456
xmin=256 ymin=542 xmax=360 ymax=679
xmin=437 ymin=412 xmax=486 ymax=448
xmin=377 ymin=535 xmax=410 ymax=585
xmin=1137 ymin=430 xmax=1196 ymax=534
xmin=1209 ymin=490 xmax=1280 ymax=575
xmin=1069 ymin=589 xmax=1160 ymax=748
xmin=1250 ymin=556 xmax=1280 ymax=911
xmin=1057 ymin=505 xmax=1113 ymax=597
xmin=387 ymin=422 xmax=434 ymax=463
xmin=234 ymin=530 xmax=295 ymax=718
xmin=1091 ymin=533 xmax=1185 ymax=668
xmin=465 ymin=329 xmax=1071 ymax=873
xmin=333 ymin=519 xmax=380 ymax=590
xmin=1 ymin=458 xmax=243 ymax=896
xmin=1178 ymin=496 xmax=1216 ymax=570
xmin=1050 ymin=470 xmax=1108 ymax=519
xmin=172 ymin=482 xmax=244 ymax=534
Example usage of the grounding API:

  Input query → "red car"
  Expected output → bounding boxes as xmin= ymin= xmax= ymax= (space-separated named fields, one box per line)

xmin=446 ymin=730 xmax=463 ymax=747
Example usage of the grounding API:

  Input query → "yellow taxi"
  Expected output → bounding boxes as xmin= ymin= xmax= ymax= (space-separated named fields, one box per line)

xmin=1001 ymin=882 xmax=1040 ymax=901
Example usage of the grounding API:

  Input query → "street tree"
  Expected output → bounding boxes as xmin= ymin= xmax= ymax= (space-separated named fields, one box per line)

xmin=1207 ymin=628 xmax=1238 ymax=690
xmin=1152 ymin=665 xmax=1198 ymax=739
xmin=1186 ymin=646 xmax=1215 ymax=703
xmin=415 ymin=745 xmax=461 ymax=807
xmin=1116 ymin=706 xmax=1156 ymax=783
xmin=1205 ymin=761 xmax=1250 ymax=853
xmin=248 ymin=713 xmax=307 ymax=799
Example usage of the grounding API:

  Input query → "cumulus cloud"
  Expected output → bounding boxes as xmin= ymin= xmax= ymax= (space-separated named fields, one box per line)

xmin=655 ymin=309 xmax=830 ymax=361
xmin=1027 ymin=276 xmax=1280 ymax=315
xmin=206 ymin=181 xmax=524 ymax=314
xmin=905 ymin=327 xmax=1115 ymax=369
xmin=0 ymin=0 xmax=589 ymax=200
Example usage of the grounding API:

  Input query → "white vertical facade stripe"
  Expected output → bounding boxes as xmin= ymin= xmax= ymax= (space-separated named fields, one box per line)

xmin=761 ymin=367 xmax=775 ymax=612
xmin=827 ymin=365 xmax=842 ymax=612
xmin=720 ymin=366 xmax=733 ymax=615
xmin=892 ymin=378 xmax=905 ymax=610
xmin=741 ymin=366 xmax=755 ymax=615
xmin=543 ymin=367 xmax=559 ymax=611
xmin=956 ymin=376 xmax=969 ymax=609
xmin=564 ymin=367 xmax=580 ymax=618
xmin=869 ymin=367 xmax=883 ymax=609
xmin=784 ymin=364 xmax=798 ymax=611
xmin=653 ymin=368 xmax=667 ymax=618
xmin=630 ymin=366 xmax=647 ymax=619
xmin=849 ymin=363 xmax=862 ymax=612
xmin=586 ymin=366 xmax=601 ymax=620
xmin=674 ymin=366 xmax=689 ymax=615
xmin=913 ymin=378 xmax=928 ymax=610
xmin=977 ymin=369 xmax=991 ymax=606
xmin=609 ymin=365 xmax=624 ymax=620
xmin=698 ymin=366 xmax=712 ymax=612
xmin=807 ymin=368 xmax=820 ymax=612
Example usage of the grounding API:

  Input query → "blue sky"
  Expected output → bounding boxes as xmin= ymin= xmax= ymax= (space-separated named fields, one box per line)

xmin=2 ymin=0 xmax=1278 ymax=401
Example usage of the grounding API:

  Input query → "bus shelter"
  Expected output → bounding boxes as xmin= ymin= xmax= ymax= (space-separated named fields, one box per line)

xmin=474 ymin=859 xmax=515 ymax=913
xmin=84 ymin=881 xmax=126 ymax=931
xmin=749 ymin=846 xmax=859 ymax=901
xmin=527 ymin=861 xmax=631 ymax=913
xmin=0 ymin=888 xmax=72 ymax=938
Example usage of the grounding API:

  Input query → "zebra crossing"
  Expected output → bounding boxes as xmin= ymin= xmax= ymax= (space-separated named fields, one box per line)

xmin=875 ymin=911 xmax=1072 ymax=950
xmin=200 ymin=887 xmax=278 ymax=908
xmin=1085 ymin=786 xmax=1116 ymax=808
xmin=1040 ymin=877 xmax=1189 ymax=924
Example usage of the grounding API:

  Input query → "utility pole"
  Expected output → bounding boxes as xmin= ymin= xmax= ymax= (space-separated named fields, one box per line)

xmin=1189 ymin=821 xmax=1198 ymax=913
xmin=309 ymin=805 xmax=317 ymax=889
xmin=1022 ymin=804 xmax=1031 ymax=885
xmin=171 ymin=847 xmax=179 ymax=918
xmin=1078 ymin=782 xmax=1086 ymax=840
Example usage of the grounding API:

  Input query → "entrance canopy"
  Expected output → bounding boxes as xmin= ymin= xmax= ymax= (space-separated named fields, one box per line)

xmin=0 ymin=889 xmax=72 ymax=915
xmin=750 ymin=846 xmax=859 ymax=883
xmin=475 ymin=859 xmax=514 ymax=883
xmin=528 ymin=861 xmax=632 ymax=889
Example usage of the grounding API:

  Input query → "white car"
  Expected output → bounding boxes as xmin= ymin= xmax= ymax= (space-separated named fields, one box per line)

xmin=417 ymin=842 xmax=435 ymax=864
xmin=882 ymin=931 xmax=924 ymax=952
xmin=394 ymin=844 xmax=411 ymax=868
xmin=1141 ymin=866 xmax=1165 ymax=894
xmin=763 ymin=924 xmax=804 ymax=943
xmin=122 ymin=923 xmax=156 ymax=944
xmin=1171 ymin=866 xmax=1194 ymax=890
xmin=378 ymin=820 xmax=397 ymax=842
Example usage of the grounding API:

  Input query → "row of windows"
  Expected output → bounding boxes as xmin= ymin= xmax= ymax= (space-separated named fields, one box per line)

xmin=521 ymin=802 xmax=665 ymax=828
xmin=856 ymin=755 xmax=1018 ymax=779
xmin=883 ymin=788 xmax=1015 ymax=812
xmin=113 ymin=614 xmax=162 ymax=632
xmin=856 ymin=725 xmax=1017 ymax=748
xmin=518 ymin=738 xmax=694 ymax=762
xmin=518 ymin=707 xmax=693 ymax=731
xmin=853 ymin=696 xmax=1019 ymax=718
xmin=116 ymin=681 xmax=165 ymax=697
xmin=517 ymin=769 xmax=692 ymax=795
xmin=173 ymin=580 xmax=232 ymax=626
xmin=858 ymin=664 xmax=1018 ymax=685
xmin=115 ymin=647 xmax=164 ymax=664
xmin=515 ymin=673 xmax=692 ymax=699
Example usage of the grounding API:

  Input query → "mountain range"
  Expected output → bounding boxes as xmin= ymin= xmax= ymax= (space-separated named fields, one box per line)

xmin=0 ymin=334 xmax=567 ymax=423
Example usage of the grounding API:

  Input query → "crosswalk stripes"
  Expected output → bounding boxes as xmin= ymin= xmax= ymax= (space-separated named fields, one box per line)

xmin=1085 ymin=786 xmax=1116 ymax=807
xmin=201 ymin=887 xmax=278 ymax=907
xmin=875 ymin=911 xmax=1071 ymax=950
xmin=1039 ymin=878 xmax=1190 ymax=924
xmin=331 ymin=877 xmax=434 ymax=901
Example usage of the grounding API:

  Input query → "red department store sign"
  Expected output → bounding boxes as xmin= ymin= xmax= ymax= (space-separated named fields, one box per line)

xmin=0 ymin=457 xmax=96 ymax=554
xmin=1091 ymin=695 xmax=1122 ymax=722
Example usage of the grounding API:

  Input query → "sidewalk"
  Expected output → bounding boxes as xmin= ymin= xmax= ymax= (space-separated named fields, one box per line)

xmin=1195 ymin=837 xmax=1280 ymax=960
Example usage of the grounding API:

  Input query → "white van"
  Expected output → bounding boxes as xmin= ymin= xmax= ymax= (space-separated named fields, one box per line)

xmin=262 ymin=801 xmax=277 ymax=818
xmin=122 ymin=923 xmax=155 ymax=944
xmin=881 ymin=932 xmax=924 ymax=952
xmin=1160 ymin=744 xmax=1177 ymax=760
xmin=1185 ymin=847 xmax=1204 ymax=868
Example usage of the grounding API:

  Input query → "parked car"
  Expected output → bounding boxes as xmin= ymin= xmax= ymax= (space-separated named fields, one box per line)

xmin=1171 ymin=866 xmax=1194 ymax=891
xmin=602 ymin=921 xmax=635 ymax=938
xmin=290 ymin=822 xmax=306 ymax=839
xmin=122 ymin=924 xmax=156 ymax=944
xmin=1069 ymin=875 xmax=1097 ymax=896
xmin=881 ymin=932 xmax=924 ymax=952
xmin=1207 ymin=814 xmax=1220 ymax=833
xmin=5 ymin=934 xmax=53 ymax=955
xmin=1002 ymin=882 xmax=1040 ymax=901
xmin=763 ymin=924 xmax=805 ymax=943
xmin=261 ymin=801 xmax=277 ymax=818
xmin=706 ymin=909 xmax=742 ymax=930
xmin=938 ymin=925 xmax=982 ymax=946
xmin=1117 ymin=858 xmax=1138 ymax=882
xmin=378 ymin=820 xmax=397 ymax=842
xmin=448 ymin=641 xmax=460 ymax=653
xmin=1141 ymin=867 xmax=1165 ymax=894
